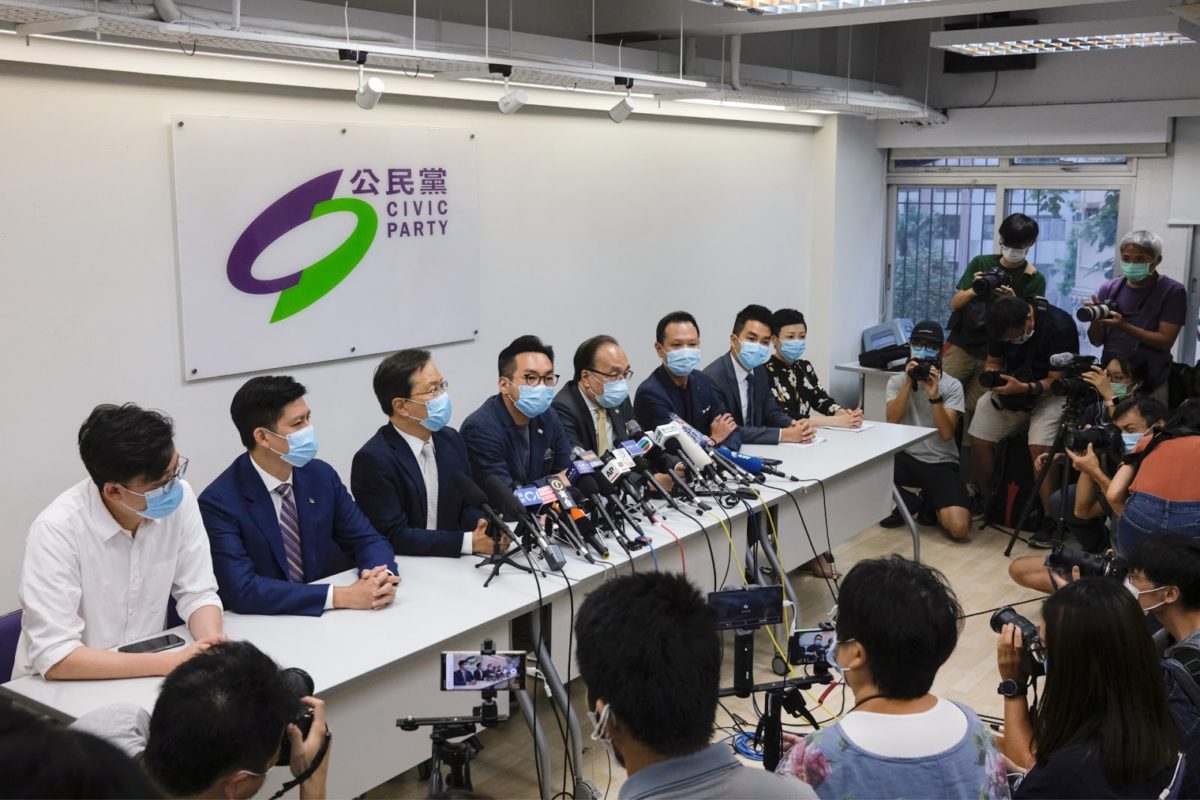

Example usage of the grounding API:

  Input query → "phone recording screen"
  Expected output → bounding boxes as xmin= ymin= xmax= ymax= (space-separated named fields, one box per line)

xmin=441 ymin=651 xmax=526 ymax=691
xmin=791 ymin=629 xmax=831 ymax=665
xmin=708 ymin=586 xmax=783 ymax=631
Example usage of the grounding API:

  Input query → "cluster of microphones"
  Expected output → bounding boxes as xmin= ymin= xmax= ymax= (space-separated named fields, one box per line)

xmin=451 ymin=415 xmax=800 ymax=577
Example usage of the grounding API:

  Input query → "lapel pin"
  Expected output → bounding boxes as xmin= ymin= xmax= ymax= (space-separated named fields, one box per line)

xmin=309 ymin=498 xmax=316 ymax=504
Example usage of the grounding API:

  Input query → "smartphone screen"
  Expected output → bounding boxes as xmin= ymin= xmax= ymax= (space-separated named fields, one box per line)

xmin=790 ymin=628 xmax=831 ymax=665
xmin=441 ymin=651 xmax=526 ymax=691
xmin=708 ymin=586 xmax=783 ymax=631
xmin=118 ymin=633 xmax=186 ymax=654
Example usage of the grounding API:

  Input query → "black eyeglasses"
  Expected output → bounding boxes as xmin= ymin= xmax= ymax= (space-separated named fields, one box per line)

xmin=586 ymin=367 xmax=634 ymax=381
xmin=516 ymin=373 xmax=560 ymax=388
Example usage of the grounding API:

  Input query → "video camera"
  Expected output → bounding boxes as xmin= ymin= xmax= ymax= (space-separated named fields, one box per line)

xmin=1045 ymin=544 xmax=1128 ymax=581
xmin=1076 ymin=300 xmax=1122 ymax=323
xmin=1050 ymin=355 xmax=1098 ymax=400
xmin=990 ymin=607 xmax=1046 ymax=678
xmin=276 ymin=667 xmax=315 ymax=766
xmin=973 ymin=270 xmax=1013 ymax=295
xmin=1063 ymin=422 xmax=1123 ymax=457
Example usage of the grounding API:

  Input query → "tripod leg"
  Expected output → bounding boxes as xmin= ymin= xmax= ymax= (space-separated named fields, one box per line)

xmin=1004 ymin=427 xmax=1065 ymax=556
xmin=762 ymin=691 xmax=783 ymax=772
xmin=891 ymin=484 xmax=921 ymax=563
xmin=514 ymin=690 xmax=552 ymax=800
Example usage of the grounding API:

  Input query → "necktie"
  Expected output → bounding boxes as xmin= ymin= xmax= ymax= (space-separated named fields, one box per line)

xmin=274 ymin=483 xmax=304 ymax=583
xmin=419 ymin=439 xmax=438 ymax=529
xmin=595 ymin=407 xmax=611 ymax=454
xmin=746 ymin=374 xmax=757 ymax=427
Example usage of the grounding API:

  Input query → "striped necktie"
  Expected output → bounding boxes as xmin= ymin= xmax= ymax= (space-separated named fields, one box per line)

xmin=275 ymin=483 xmax=304 ymax=583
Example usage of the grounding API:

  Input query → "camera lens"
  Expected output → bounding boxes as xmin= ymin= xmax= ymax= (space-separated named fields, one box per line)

xmin=277 ymin=667 xmax=315 ymax=766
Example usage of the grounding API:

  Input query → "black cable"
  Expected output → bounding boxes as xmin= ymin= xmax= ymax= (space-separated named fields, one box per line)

xmin=522 ymin=547 xmax=547 ymax=800
xmin=959 ymin=595 xmax=1044 ymax=621
xmin=975 ymin=70 xmax=999 ymax=108
xmin=686 ymin=506 xmax=719 ymax=589
xmin=767 ymin=480 xmax=839 ymax=604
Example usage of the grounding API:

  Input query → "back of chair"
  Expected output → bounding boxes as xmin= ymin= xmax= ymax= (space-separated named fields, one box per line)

xmin=0 ymin=609 xmax=23 ymax=682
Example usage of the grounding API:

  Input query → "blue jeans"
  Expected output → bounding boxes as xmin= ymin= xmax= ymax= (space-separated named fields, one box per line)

xmin=1118 ymin=493 xmax=1200 ymax=557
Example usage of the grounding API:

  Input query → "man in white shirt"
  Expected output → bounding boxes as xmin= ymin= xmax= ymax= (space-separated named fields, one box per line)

xmin=13 ymin=403 xmax=224 ymax=680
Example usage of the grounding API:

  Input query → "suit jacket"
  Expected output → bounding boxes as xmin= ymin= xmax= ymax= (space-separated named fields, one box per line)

xmin=551 ymin=381 xmax=634 ymax=454
xmin=351 ymin=424 xmax=486 ymax=559
xmin=703 ymin=352 xmax=793 ymax=445
xmin=199 ymin=454 xmax=398 ymax=617
xmin=633 ymin=365 xmax=743 ymax=450
xmin=460 ymin=394 xmax=573 ymax=488
xmin=453 ymin=669 xmax=469 ymax=686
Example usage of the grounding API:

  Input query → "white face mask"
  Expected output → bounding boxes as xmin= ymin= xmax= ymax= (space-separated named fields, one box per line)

xmin=587 ymin=704 xmax=616 ymax=760
xmin=1124 ymin=577 xmax=1169 ymax=613
xmin=1001 ymin=245 xmax=1029 ymax=264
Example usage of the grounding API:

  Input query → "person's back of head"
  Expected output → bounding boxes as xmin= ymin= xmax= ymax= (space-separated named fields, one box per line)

xmin=143 ymin=641 xmax=294 ymax=798
xmin=0 ymin=705 xmax=158 ymax=799
xmin=835 ymin=555 xmax=962 ymax=698
xmin=574 ymin=572 xmax=720 ymax=762
xmin=1038 ymin=578 xmax=1179 ymax=789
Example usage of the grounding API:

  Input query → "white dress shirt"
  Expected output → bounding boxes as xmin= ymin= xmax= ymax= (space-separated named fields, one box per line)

xmin=13 ymin=478 xmax=222 ymax=679
xmin=730 ymin=352 xmax=782 ymax=444
xmin=393 ymin=425 xmax=473 ymax=555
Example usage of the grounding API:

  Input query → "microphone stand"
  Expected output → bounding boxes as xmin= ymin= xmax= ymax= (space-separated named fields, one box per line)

xmin=475 ymin=507 xmax=537 ymax=588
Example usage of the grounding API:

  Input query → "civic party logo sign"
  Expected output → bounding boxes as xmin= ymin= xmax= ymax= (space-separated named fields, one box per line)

xmin=172 ymin=116 xmax=479 ymax=381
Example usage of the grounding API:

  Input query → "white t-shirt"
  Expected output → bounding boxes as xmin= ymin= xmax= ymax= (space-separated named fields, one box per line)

xmin=837 ymin=696 xmax=969 ymax=757
xmin=886 ymin=372 xmax=965 ymax=465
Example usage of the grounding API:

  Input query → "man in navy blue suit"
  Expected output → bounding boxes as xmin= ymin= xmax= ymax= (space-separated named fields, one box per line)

xmin=352 ymin=349 xmax=508 ymax=559
xmin=703 ymin=304 xmax=816 ymax=445
xmin=199 ymin=376 xmax=399 ymax=617
xmin=461 ymin=335 xmax=573 ymax=491
xmin=633 ymin=311 xmax=742 ymax=449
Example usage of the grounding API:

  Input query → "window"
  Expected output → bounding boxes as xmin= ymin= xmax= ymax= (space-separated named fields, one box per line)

xmin=1011 ymin=156 xmax=1128 ymax=166
xmin=893 ymin=157 xmax=1001 ymax=169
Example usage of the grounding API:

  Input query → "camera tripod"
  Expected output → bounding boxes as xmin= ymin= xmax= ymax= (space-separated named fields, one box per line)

xmin=474 ymin=508 xmax=538 ymax=587
xmin=397 ymin=690 xmax=504 ymax=796
xmin=719 ymin=674 xmax=833 ymax=771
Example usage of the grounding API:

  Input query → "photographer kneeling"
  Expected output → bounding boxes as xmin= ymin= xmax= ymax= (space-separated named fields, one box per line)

xmin=73 ymin=641 xmax=331 ymax=800
xmin=880 ymin=320 xmax=972 ymax=541
xmin=1008 ymin=396 xmax=1167 ymax=594
xmin=776 ymin=555 xmax=1009 ymax=798
xmin=968 ymin=295 xmax=1079 ymax=546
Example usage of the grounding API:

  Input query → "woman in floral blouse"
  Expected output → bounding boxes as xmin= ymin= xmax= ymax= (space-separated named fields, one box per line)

xmin=766 ymin=309 xmax=863 ymax=429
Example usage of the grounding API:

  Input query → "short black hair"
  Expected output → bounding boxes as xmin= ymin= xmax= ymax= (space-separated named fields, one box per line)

xmin=770 ymin=308 xmax=806 ymax=336
xmin=0 ymin=706 xmax=158 ymax=799
xmin=143 ymin=642 xmax=294 ymax=798
xmin=999 ymin=213 xmax=1039 ymax=247
xmin=574 ymin=572 xmax=719 ymax=757
xmin=655 ymin=311 xmax=699 ymax=344
xmin=732 ymin=304 xmax=774 ymax=336
xmin=78 ymin=403 xmax=175 ymax=490
xmin=373 ymin=349 xmax=432 ymax=416
xmin=1128 ymin=534 xmax=1200 ymax=611
xmin=1107 ymin=351 xmax=1150 ymax=388
xmin=498 ymin=335 xmax=554 ymax=378
xmin=230 ymin=375 xmax=307 ymax=449
xmin=573 ymin=335 xmax=619 ymax=382
xmin=985 ymin=295 xmax=1031 ymax=341
xmin=836 ymin=555 xmax=962 ymax=699
xmin=1113 ymin=396 xmax=1167 ymax=429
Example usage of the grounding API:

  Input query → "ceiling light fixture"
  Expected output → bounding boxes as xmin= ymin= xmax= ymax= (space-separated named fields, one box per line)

xmin=340 ymin=48 xmax=385 ymax=109
xmin=930 ymin=15 xmax=1197 ymax=56
xmin=609 ymin=77 xmax=635 ymax=123
xmin=677 ymin=98 xmax=788 ymax=111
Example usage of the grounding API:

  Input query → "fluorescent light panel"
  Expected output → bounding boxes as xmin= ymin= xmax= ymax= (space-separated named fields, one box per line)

xmin=677 ymin=97 xmax=787 ymax=110
xmin=690 ymin=0 xmax=935 ymax=15
xmin=932 ymin=15 xmax=1197 ymax=56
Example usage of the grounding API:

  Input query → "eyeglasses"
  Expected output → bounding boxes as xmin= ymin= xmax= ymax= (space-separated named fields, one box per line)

xmin=514 ymin=373 xmax=560 ymax=388
xmin=122 ymin=456 xmax=189 ymax=498
xmin=586 ymin=367 xmax=634 ymax=381
xmin=409 ymin=380 xmax=450 ymax=399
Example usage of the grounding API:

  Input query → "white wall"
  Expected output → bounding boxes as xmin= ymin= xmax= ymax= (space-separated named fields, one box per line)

xmin=0 ymin=60 xmax=834 ymax=605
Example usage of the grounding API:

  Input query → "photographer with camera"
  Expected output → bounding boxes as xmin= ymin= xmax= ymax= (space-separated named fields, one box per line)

xmin=1081 ymin=231 xmax=1187 ymax=404
xmin=1107 ymin=399 xmax=1200 ymax=555
xmin=879 ymin=321 xmax=972 ymax=541
xmin=776 ymin=556 xmax=1009 ymax=798
xmin=1008 ymin=397 xmax=1167 ymax=593
xmin=968 ymin=296 xmax=1079 ymax=536
xmin=945 ymin=214 xmax=1046 ymax=414
xmin=995 ymin=579 xmax=1182 ymax=798
xmin=72 ymin=641 xmax=331 ymax=800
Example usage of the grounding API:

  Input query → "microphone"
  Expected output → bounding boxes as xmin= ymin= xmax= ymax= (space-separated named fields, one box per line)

xmin=633 ymin=454 xmax=693 ymax=516
xmin=582 ymin=465 xmax=647 ymax=542
xmin=547 ymin=476 xmax=603 ymax=561
xmin=709 ymin=447 xmax=759 ymax=485
xmin=574 ymin=474 xmax=623 ymax=540
xmin=714 ymin=447 xmax=797 ymax=482
xmin=651 ymin=422 xmax=714 ymax=471
xmin=451 ymin=472 xmax=511 ymax=547
xmin=1049 ymin=352 xmax=1079 ymax=370
xmin=483 ymin=475 xmax=566 ymax=572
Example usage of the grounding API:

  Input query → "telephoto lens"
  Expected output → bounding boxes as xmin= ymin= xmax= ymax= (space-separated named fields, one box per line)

xmin=990 ymin=606 xmax=1046 ymax=677
xmin=1076 ymin=301 xmax=1121 ymax=323
xmin=277 ymin=667 xmax=316 ymax=765
xmin=1062 ymin=424 xmax=1124 ymax=457
xmin=972 ymin=271 xmax=1011 ymax=294
xmin=1045 ymin=544 xmax=1128 ymax=581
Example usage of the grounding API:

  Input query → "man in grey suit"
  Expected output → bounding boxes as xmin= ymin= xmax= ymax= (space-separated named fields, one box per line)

xmin=704 ymin=305 xmax=816 ymax=445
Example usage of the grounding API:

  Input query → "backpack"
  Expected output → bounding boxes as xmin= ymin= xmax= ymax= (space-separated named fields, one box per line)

xmin=858 ymin=343 xmax=909 ymax=370
xmin=986 ymin=433 xmax=1043 ymax=531
xmin=1163 ymin=645 xmax=1200 ymax=798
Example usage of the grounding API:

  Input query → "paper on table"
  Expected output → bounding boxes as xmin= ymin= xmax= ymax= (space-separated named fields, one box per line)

xmin=782 ymin=436 xmax=827 ymax=448
xmin=815 ymin=422 xmax=876 ymax=433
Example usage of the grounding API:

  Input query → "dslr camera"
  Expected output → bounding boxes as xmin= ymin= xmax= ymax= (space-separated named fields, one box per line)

xmin=990 ymin=607 xmax=1046 ymax=678
xmin=276 ymin=666 xmax=315 ymax=765
xmin=908 ymin=357 xmax=938 ymax=385
xmin=973 ymin=270 xmax=1013 ymax=295
xmin=1076 ymin=300 xmax=1122 ymax=323
xmin=1050 ymin=355 xmax=1098 ymax=399
xmin=1063 ymin=423 xmax=1124 ymax=458
xmin=1045 ymin=543 xmax=1128 ymax=581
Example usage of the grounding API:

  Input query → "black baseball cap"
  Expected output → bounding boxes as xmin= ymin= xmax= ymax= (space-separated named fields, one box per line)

xmin=910 ymin=320 xmax=944 ymax=346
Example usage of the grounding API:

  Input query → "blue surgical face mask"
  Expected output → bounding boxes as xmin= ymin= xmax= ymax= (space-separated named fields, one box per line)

xmin=594 ymin=378 xmax=629 ymax=410
xmin=779 ymin=339 xmax=807 ymax=362
xmin=267 ymin=425 xmax=318 ymax=468
xmin=911 ymin=346 xmax=939 ymax=361
xmin=512 ymin=384 xmax=554 ymax=418
xmin=416 ymin=393 xmax=453 ymax=432
xmin=1122 ymin=431 xmax=1144 ymax=453
xmin=120 ymin=479 xmax=186 ymax=520
xmin=665 ymin=347 xmax=701 ymax=377
xmin=735 ymin=341 xmax=770 ymax=371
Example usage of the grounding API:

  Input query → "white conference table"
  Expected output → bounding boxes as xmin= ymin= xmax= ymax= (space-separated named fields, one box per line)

xmin=1 ymin=421 xmax=931 ymax=798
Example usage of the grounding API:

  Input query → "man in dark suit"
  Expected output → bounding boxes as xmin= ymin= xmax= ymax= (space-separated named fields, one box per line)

xmin=352 ymin=349 xmax=508 ymax=559
xmin=461 ymin=335 xmax=573 ymax=489
xmin=452 ymin=659 xmax=470 ymax=687
xmin=703 ymin=304 xmax=816 ymax=445
xmin=199 ymin=376 xmax=399 ymax=617
xmin=633 ymin=311 xmax=742 ymax=449
xmin=552 ymin=335 xmax=635 ymax=455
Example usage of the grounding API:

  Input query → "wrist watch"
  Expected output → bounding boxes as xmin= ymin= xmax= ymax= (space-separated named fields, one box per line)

xmin=997 ymin=678 xmax=1025 ymax=698
xmin=929 ymin=395 xmax=944 ymax=404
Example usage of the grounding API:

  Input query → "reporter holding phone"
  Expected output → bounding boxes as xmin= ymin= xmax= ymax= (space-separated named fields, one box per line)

xmin=13 ymin=404 xmax=225 ymax=680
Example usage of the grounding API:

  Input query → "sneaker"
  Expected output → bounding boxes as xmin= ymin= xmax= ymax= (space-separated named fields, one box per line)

xmin=967 ymin=484 xmax=988 ymax=520
xmin=1028 ymin=522 xmax=1059 ymax=550
xmin=917 ymin=506 xmax=938 ymax=527
xmin=879 ymin=508 xmax=907 ymax=528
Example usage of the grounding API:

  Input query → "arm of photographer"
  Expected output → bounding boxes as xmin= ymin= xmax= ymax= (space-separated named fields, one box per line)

xmin=1067 ymin=445 xmax=1110 ymax=520
xmin=885 ymin=362 xmax=958 ymax=441
xmin=1105 ymin=463 xmax=1136 ymax=516
xmin=996 ymin=624 xmax=1034 ymax=770
xmin=1087 ymin=296 xmax=1183 ymax=352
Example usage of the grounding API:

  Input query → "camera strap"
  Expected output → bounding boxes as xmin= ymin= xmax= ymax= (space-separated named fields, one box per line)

xmin=267 ymin=728 xmax=332 ymax=800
